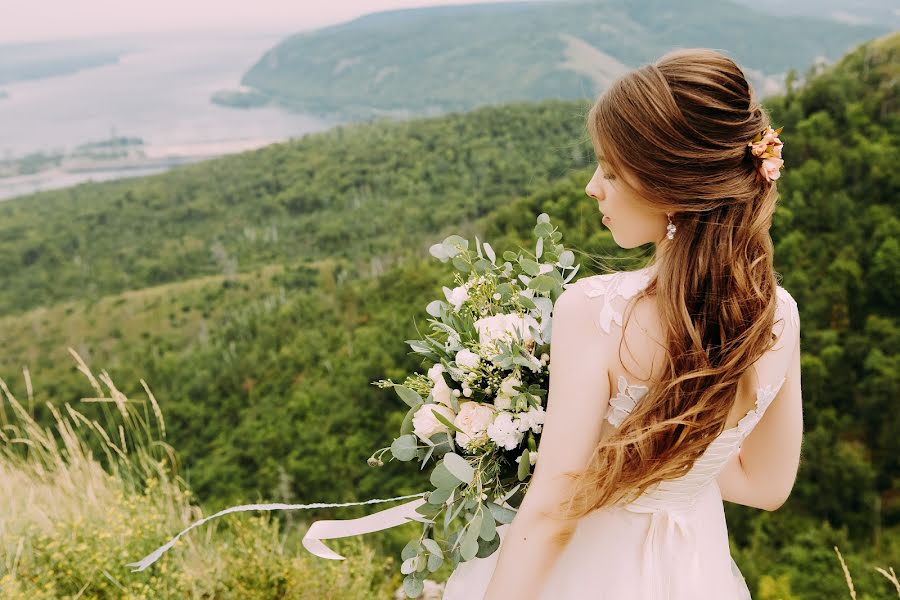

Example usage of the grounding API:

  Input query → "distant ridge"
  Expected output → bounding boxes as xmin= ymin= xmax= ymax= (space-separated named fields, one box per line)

xmin=225 ymin=0 xmax=888 ymax=120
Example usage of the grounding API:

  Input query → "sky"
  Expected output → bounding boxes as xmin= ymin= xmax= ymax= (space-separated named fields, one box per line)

xmin=0 ymin=0 xmax=543 ymax=44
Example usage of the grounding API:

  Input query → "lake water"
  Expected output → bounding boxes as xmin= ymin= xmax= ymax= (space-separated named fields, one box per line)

xmin=0 ymin=29 xmax=344 ymax=200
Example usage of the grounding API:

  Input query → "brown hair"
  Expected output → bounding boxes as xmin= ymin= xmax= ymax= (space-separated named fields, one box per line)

xmin=549 ymin=48 xmax=784 ymax=527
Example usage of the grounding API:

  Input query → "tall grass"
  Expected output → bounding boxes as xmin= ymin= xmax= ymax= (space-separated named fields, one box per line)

xmin=835 ymin=545 xmax=900 ymax=600
xmin=0 ymin=348 xmax=398 ymax=599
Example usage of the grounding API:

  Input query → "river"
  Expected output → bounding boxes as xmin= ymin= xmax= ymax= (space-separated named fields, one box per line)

xmin=0 ymin=28 xmax=343 ymax=200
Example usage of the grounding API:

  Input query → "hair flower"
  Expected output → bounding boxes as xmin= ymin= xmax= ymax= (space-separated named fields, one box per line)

xmin=747 ymin=125 xmax=784 ymax=182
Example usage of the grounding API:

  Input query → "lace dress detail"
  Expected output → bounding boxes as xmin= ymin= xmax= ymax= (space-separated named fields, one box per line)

xmin=442 ymin=267 xmax=799 ymax=600
xmin=607 ymin=375 xmax=650 ymax=428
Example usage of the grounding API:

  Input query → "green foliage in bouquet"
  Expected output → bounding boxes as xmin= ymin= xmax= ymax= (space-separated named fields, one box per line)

xmin=369 ymin=213 xmax=579 ymax=597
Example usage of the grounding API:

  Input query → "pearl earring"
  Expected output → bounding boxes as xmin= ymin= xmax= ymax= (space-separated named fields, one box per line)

xmin=666 ymin=214 xmax=677 ymax=240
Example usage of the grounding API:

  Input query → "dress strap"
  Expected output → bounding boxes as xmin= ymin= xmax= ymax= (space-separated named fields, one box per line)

xmin=578 ymin=267 xmax=655 ymax=335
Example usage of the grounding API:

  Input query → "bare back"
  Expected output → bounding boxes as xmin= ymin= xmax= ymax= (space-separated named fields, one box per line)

xmin=572 ymin=264 xmax=800 ymax=443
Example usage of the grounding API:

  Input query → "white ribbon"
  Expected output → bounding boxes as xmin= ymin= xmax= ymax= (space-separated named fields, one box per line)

xmin=125 ymin=492 xmax=431 ymax=572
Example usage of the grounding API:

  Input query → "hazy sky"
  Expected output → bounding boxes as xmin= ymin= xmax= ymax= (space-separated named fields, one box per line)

xmin=0 ymin=0 xmax=541 ymax=43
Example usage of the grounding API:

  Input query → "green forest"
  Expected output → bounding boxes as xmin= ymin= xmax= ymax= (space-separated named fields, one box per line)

xmin=0 ymin=32 xmax=897 ymax=599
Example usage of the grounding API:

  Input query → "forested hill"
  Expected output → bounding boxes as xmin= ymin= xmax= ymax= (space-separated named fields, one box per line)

xmin=0 ymin=33 xmax=897 ymax=599
xmin=0 ymin=99 xmax=597 ymax=316
xmin=232 ymin=0 xmax=887 ymax=119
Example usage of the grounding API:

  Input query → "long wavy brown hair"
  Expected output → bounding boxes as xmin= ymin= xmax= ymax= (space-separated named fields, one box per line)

xmin=545 ymin=48 xmax=786 ymax=529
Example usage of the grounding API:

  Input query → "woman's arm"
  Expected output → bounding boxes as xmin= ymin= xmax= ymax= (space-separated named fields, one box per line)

xmin=717 ymin=322 xmax=803 ymax=511
xmin=483 ymin=286 xmax=612 ymax=600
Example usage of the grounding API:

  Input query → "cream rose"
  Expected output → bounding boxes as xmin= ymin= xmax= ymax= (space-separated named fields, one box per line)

xmin=455 ymin=348 xmax=481 ymax=370
xmin=453 ymin=401 xmax=496 ymax=449
xmin=474 ymin=312 xmax=540 ymax=348
xmin=412 ymin=403 xmax=457 ymax=441
xmin=760 ymin=157 xmax=783 ymax=181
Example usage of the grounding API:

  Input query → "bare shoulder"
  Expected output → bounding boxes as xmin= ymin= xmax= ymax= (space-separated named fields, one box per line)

xmin=774 ymin=285 xmax=801 ymax=346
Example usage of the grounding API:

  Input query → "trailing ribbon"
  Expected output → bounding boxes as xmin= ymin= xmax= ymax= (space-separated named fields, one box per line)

xmin=125 ymin=492 xmax=431 ymax=572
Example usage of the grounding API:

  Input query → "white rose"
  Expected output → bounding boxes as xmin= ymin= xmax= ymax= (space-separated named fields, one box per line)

xmin=427 ymin=363 xmax=454 ymax=407
xmin=453 ymin=401 xmax=496 ymax=449
xmin=493 ymin=394 xmax=512 ymax=411
xmin=443 ymin=285 xmax=469 ymax=312
xmin=412 ymin=403 xmax=457 ymax=441
xmin=474 ymin=313 xmax=540 ymax=348
xmin=493 ymin=375 xmax=520 ymax=410
xmin=487 ymin=411 xmax=524 ymax=451
xmin=516 ymin=405 xmax=546 ymax=434
xmin=455 ymin=349 xmax=481 ymax=370
xmin=499 ymin=375 xmax=521 ymax=398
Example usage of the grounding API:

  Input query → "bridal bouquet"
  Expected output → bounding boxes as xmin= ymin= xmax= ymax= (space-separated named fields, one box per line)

xmin=369 ymin=213 xmax=579 ymax=597
xmin=123 ymin=214 xmax=579 ymax=597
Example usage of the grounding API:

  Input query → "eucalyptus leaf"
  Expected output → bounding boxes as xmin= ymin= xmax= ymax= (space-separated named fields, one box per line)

xmin=422 ymin=538 xmax=443 ymax=557
xmin=537 ymin=213 xmax=550 ymax=224
xmin=427 ymin=553 xmax=444 ymax=572
xmin=483 ymin=242 xmax=496 ymax=264
xmin=402 ymin=540 xmax=420 ymax=560
xmin=415 ymin=502 xmax=442 ymax=518
xmin=443 ymin=452 xmax=475 ymax=485
xmin=460 ymin=535 xmax=479 ymax=561
xmin=534 ymin=222 xmax=553 ymax=238
xmin=475 ymin=533 xmax=502 ymax=558
xmin=479 ymin=507 xmax=497 ymax=541
xmin=518 ymin=294 xmax=537 ymax=310
xmin=395 ymin=386 xmax=424 ymax=408
xmin=400 ymin=405 xmax=417 ymax=436
xmin=401 ymin=556 xmax=418 ymax=575
xmin=459 ymin=522 xmax=481 ymax=560
xmin=519 ymin=258 xmax=540 ymax=276
xmin=430 ymin=461 xmax=461 ymax=490
xmin=391 ymin=435 xmax=419 ymax=462
xmin=517 ymin=449 xmax=532 ymax=480
xmin=405 ymin=340 xmax=432 ymax=354
xmin=429 ymin=243 xmax=450 ymax=262
xmin=427 ymin=487 xmax=452 ymax=505
xmin=426 ymin=300 xmax=446 ymax=318
xmin=403 ymin=575 xmax=424 ymax=598
xmin=528 ymin=274 xmax=557 ymax=294
xmin=486 ymin=501 xmax=517 ymax=525
xmin=441 ymin=234 xmax=468 ymax=257
xmin=452 ymin=255 xmax=471 ymax=273
xmin=474 ymin=258 xmax=493 ymax=274
xmin=420 ymin=444 xmax=435 ymax=468
xmin=464 ymin=512 xmax=483 ymax=550
xmin=536 ymin=236 xmax=544 ymax=259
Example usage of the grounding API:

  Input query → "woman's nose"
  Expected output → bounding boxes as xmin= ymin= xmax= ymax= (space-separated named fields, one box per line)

xmin=585 ymin=182 xmax=603 ymax=201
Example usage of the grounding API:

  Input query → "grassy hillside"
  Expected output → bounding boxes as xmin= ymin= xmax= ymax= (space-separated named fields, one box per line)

xmin=234 ymin=0 xmax=887 ymax=119
xmin=0 ymin=32 xmax=897 ymax=599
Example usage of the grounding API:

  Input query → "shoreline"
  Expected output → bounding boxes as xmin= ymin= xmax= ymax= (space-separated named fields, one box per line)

xmin=0 ymin=137 xmax=288 ymax=201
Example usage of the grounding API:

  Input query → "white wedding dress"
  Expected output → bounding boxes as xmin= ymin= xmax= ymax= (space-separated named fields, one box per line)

xmin=442 ymin=265 xmax=801 ymax=600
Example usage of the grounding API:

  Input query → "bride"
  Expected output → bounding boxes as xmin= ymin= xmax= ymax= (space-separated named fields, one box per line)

xmin=441 ymin=47 xmax=802 ymax=600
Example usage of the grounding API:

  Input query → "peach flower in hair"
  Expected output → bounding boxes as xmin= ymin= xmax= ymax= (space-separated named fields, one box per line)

xmin=747 ymin=125 xmax=785 ymax=182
